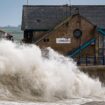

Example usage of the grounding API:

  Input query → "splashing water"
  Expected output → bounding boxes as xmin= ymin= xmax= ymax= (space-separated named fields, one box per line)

xmin=0 ymin=40 xmax=105 ymax=104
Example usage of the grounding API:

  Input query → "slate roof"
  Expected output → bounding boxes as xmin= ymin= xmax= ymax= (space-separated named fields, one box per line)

xmin=21 ymin=5 xmax=105 ymax=30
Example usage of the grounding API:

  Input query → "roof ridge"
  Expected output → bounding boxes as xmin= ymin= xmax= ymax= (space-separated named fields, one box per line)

xmin=23 ymin=5 xmax=70 ymax=7
xmin=23 ymin=5 xmax=105 ymax=7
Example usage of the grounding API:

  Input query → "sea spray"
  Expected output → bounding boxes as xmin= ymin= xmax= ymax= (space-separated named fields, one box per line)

xmin=0 ymin=40 xmax=104 ymax=101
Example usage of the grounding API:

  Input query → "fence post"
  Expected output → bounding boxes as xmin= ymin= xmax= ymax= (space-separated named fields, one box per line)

xmin=94 ymin=56 xmax=96 ymax=65
xmin=103 ymin=56 xmax=105 ymax=65
xmin=86 ymin=56 xmax=87 ymax=66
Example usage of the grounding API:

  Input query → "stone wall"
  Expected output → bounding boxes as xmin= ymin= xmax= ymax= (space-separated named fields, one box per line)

xmin=80 ymin=66 xmax=105 ymax=83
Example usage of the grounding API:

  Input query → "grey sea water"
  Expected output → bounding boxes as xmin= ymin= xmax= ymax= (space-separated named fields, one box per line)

xmin=0 ymin=39 xmax=104 ymax=105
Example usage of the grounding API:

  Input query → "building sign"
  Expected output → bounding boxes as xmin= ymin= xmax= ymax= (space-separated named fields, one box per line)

xmin=56 ymin=38 xmax=71 ymax=44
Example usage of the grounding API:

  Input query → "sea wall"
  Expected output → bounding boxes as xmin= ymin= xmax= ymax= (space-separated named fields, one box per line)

xmin=80 ymin=66 xmax=105 ymax=83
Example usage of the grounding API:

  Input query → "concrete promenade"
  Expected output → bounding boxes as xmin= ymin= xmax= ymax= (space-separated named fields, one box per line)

xmin=80 ymin=65 xmax=105 ymax=83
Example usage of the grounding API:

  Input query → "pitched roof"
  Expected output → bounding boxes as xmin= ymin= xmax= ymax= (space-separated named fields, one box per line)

xmin=21 ymin=5 xmax=105 ymax=30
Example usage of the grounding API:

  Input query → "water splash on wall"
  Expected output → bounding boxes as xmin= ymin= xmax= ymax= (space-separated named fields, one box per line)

xmin=0 ymin=40 xmax=104 ymax=102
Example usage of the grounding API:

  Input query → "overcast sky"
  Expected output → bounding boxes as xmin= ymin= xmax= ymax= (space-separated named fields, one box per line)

xmin=0 ymin=0 xmax=105 ymax=27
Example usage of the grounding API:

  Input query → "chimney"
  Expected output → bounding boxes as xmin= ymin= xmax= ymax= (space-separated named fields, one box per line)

xmin=74 ymin=8 xmax=80 ymax=15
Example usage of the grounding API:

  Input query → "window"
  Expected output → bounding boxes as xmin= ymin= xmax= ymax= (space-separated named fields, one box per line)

xmin=36 ymin=19 xmax=41 ymax=23
xmin=43 ymin=38 xmax=49 ymax=42
xmin=66 ymin=22 xmax=69 ymax=27
xmin=73 ymin=29 xmax=82 ymax=38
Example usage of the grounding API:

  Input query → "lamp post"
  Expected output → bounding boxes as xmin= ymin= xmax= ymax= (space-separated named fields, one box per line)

xmin=68 ymin=0 xmax=71 ymax=6
xmin=27 ymin=0 xmax=28 ymax=5
xmin=67 ymin=0 xmax=72 ymax=16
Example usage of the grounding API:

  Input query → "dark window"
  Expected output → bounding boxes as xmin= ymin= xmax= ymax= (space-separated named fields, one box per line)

xmin=43 ymin=38 xmax=49 ymax=42
xmin=36 ymin=19 xmax=41 ymax=23
xmin=73 ymin=29 xmax=82 ymax=38
xmin=66 ymin=22 xmax=69 ymax=27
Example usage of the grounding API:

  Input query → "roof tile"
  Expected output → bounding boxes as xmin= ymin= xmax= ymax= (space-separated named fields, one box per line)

xmin=21 ymin=5 xmax=105 ymax=30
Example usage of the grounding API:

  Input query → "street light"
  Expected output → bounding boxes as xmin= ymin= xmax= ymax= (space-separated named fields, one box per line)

xmin=67 ymin=0 xmax=72 ymax=6
xmin=27 ymin=0 xmax=28 ymax=5
xmin=67 ymin=0 xmax=72 ymax=15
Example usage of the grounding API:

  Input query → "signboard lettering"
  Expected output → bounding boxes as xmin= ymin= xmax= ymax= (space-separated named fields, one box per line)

xmin=56 ymin=38 xmax=71 ymax=44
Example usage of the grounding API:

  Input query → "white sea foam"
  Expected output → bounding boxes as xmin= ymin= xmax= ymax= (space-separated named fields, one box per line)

xmin=0 ymin=40 xmax=104 ymax=102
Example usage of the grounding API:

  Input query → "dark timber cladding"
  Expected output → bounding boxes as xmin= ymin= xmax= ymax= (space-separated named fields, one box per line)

xmin=21 ymin=5 xmax=105 ymax=66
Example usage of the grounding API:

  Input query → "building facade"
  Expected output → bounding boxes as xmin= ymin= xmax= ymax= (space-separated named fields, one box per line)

xmin=21 ymin=5 xmax=105 ymax=65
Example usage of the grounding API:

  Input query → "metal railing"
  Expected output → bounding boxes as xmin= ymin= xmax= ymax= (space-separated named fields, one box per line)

xmin=74 ymin=56 xmax=105 ymax=66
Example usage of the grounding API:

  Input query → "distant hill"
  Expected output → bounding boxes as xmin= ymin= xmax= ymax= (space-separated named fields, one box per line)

xmin=0 ymin=25 xmax=23 ymax=41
